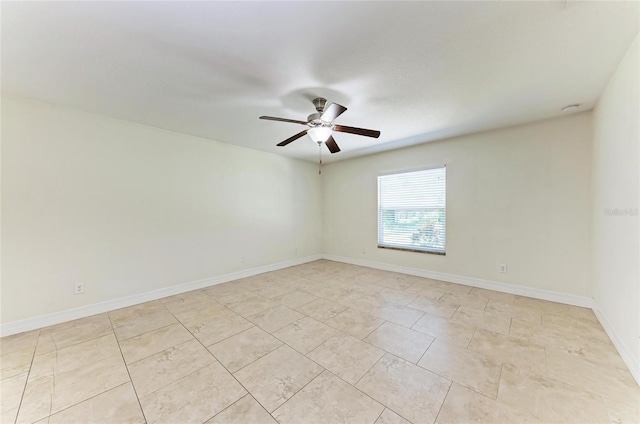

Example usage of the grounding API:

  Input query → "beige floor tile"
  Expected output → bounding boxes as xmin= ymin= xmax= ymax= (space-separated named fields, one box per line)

xmin=546 ymin=347 xmax=640 ymax=409
xmin=411 ymin=313 xmax=477 ymax=347
xmin=206 ymin=287 xmax=257 ymax=305
xmin=271 ymin=290 xmax=318 ymax=309
xmin=206 ymin=394 xmax=277 ymax=424
xmin=140 ymin=361 xmax=246 ymax=424
xmin=183 ymin=310 xmax=254 ymax=346
xmin=208 ymin=326 xmax=282 ymax=373
xmin=543 ymin=312 xmax=610 ymax=343
xmin=405 ymin=282 xmax=448 ymax=300
xmin=38 ymin=314 xmax=111 ymax=337
xmin=452 ymin=306 xmax=511 ymax=335
xmin=510 ymin=318 xmax=615 ymax=362
xmin=513 ymin=296 xmax=575 ymax=316
xmin=109 ymin=301 xmax=166 ymax=326
xmin=1 ymin=372 xmax=28 ymax=414
xmin=347 ymin=282 xmax=386 ymax=297
xmin=441 ymin=282 xmax=473 ymax=295
xmin=374 ymin=288 xmax=418 ymax=306
xmin=273 ymin=316 xmax=338 ymax=354
xmin=306 ymin=285 xmax=353 ymax=303
xmin=561 ymin=304 xmax=601 ymax=322
xmin=365 ymin=322 xmax=434 ymax=364
xmin=119 ymin=323 xmax=193 ymax=364
xmin=307 ymin=334 xmax=384 ymax=384
xmin=441 ymin=292 xmax=489 ymax=310
xmin=17 ymin=354 xmax=130 ymax=423
xmin=497 ymin=369 xmax=612 ymax=423
xmin=161 ymin=289 xmax=215 ymax=315
xmin=371 ymin=275 xmax=414 ymax=291
xmin=35 ymin=316 xmax=113 ymax=354
xmin=468 ymin=328 xmax=546 ymax=377
xmin=1 ymin=347 xmax=34 ymax=379
xmin=29 ymin=333 xmax=121 ymax=381
xmin=226 ymin=296 xmax=278 ymax=317
xmin=273 ymin=370 xmax=384 ymax=424
xmin=248 ymin=305 xmax=305 ymax=333
xmin=2 ymin=407 xmax=19 ymax=424
xmin=338 ymin=294 xmax=386 ymax=313
xmin=173 ymin=301 xmax=231 ymax=328
xmin=509 ymin=318 xmax=565 ymax=348
xmin=418 ymin=339 xmax=502 ymax=399
xmin=356 ymin=354 xmax=451 ymax=424
xmin=369 ymin=302 xmax=424 ymax=327
xmin=251 ymin=283 xmax=296 ymax=300
xmin=113 ymin=309 xmax=178 ymax=341
xmin=128 ymin=339 xmax=216 ymax=397
xmin=436 ymin=383 xmax=539 ymax=424
xmin=602 ymin=398 xmax=640 ymax=424
xmin=234 ymin=345 xmax=323 ymax=412
xmin=375 ymin=408 xmax=411 ymax=424
xmin=484 ymin=299 xmax=542 ymax=325
xmin=469 ymin=287 xmax=517 ymax=304
xmin=46 ymin=382 xmax=145 ymax=424
xmin=0 ymin=330 xmax=40 ymax=355
xmin=408 ymin=296 xmax=458 ymax=318
xmin=325 ymin=308 xmax=385 ymax=339
xmin=295 ymin=298 xmax=347 ymax=322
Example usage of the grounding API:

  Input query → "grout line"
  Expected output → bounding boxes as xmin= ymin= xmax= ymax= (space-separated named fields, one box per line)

xmin=165 ymin=303 xmax=267 ymax=419
xmin=372 ymin=407 xmax=386 ymax=423
xmin=12 ymin=330 xmax=41 ymax=424
xmin=496 ymin=363 xmax=505 ymax=400
xmin=106 ymin=314 xmax=149 ymax=424
xmin=433 ymin=379 xmax=453 ymax=424
xmin=415 ymin=336 xmax=436 ymax=366
xmin=467 ymin=326 xmax=479 ymax=349
xmin=360 ymin=319 xmax=387 ymax=340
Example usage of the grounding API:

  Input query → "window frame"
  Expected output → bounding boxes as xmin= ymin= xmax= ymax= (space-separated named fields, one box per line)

xmin=377 ymin=164 xmax=447 ymax=256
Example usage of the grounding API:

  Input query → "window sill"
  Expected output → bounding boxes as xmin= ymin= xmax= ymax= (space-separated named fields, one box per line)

xmin=378 ymin=245 xmax=446 ymax=256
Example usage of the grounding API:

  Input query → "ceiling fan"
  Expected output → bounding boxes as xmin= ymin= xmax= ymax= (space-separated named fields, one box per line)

xmin=259 ymin=97 xmax=381 ymax=154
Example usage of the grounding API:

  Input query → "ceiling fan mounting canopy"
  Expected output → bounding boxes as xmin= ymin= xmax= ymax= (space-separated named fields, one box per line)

xmin=259 ymin=96 xmax=381 ymax=154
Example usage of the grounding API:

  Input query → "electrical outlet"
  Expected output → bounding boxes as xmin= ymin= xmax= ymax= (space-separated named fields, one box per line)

xmin=361 ymin=247 xmax=366 ymax=254
xmin=294 ymin=247 xmax=298 ymax=254
xmin=499 ymin=264 xmax=507 ymax=273
xmin=74 ymin=283 xmax=85 ymax=295
xmin=241 ymin=256 xmax=246 ymax=263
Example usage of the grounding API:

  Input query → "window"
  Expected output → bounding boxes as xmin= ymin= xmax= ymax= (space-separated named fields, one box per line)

xmin=378 ymin=166 xmax=446 ymax=254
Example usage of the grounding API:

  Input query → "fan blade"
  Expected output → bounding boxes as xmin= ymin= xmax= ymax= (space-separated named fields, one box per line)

xmin=277 ymin=130 xmax=308 ymax=147
xmin=320 ymin=103 xmax=347 ymax=122
xmin=260 ymin=116 xmax=308 ymax=125
xmin=325 ymin=135 xmax=341 ymax=154
xmin=333 ymin=125 xmax=380 ymax=138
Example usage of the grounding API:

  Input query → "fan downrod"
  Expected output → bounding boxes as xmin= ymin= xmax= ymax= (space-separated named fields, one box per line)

xmin=312 ymin=97 xmax=327 ymax=113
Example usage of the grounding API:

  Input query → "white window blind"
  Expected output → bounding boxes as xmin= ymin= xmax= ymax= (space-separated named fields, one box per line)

xmin=378 ymin=166 xmax=446 ymax=254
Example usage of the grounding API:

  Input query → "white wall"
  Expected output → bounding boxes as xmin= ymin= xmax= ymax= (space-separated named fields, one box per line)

xmin=1 ymin=95 xmax=323 ymax=323
xmin=592 ymin=34 xmax=640 ymax=379
xmin=323 ymin=113 xmax=593 ymax=296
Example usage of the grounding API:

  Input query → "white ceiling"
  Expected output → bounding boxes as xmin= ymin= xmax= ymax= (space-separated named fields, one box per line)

xmin=2 ymin=1 xmax=638 ymax=163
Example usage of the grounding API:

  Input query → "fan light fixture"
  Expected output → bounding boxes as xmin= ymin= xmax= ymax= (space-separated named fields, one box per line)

xmin=308 ymin=126 xmax=332 ymax=143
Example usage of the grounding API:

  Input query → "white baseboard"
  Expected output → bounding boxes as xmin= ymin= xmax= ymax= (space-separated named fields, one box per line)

xmin=323 ymin=254 xmax=640 ymax=386
xmin=0 ymin=254 xmax=323 ymax=337
xmin=322 ymin=254 xmax=594 ymax=308
xmin=592 ymin=304 xmax=640 ymax=386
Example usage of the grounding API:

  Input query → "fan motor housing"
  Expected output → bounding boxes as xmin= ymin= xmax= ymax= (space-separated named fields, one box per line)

xmin=312 ymin=97 xmax=327 ymax=113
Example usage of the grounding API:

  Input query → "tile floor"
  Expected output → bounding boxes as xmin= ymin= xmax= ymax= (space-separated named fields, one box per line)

xmin=1 ymin=260 xmax=639 ymax=423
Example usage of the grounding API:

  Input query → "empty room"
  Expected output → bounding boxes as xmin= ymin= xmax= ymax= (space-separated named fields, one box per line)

xmin=1 ymin=1 xmax=638 ymax=423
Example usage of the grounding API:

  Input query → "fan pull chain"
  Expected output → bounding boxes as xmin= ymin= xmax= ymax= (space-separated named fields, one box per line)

xmin=318 ymin=142 xmax=322 ymax=175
